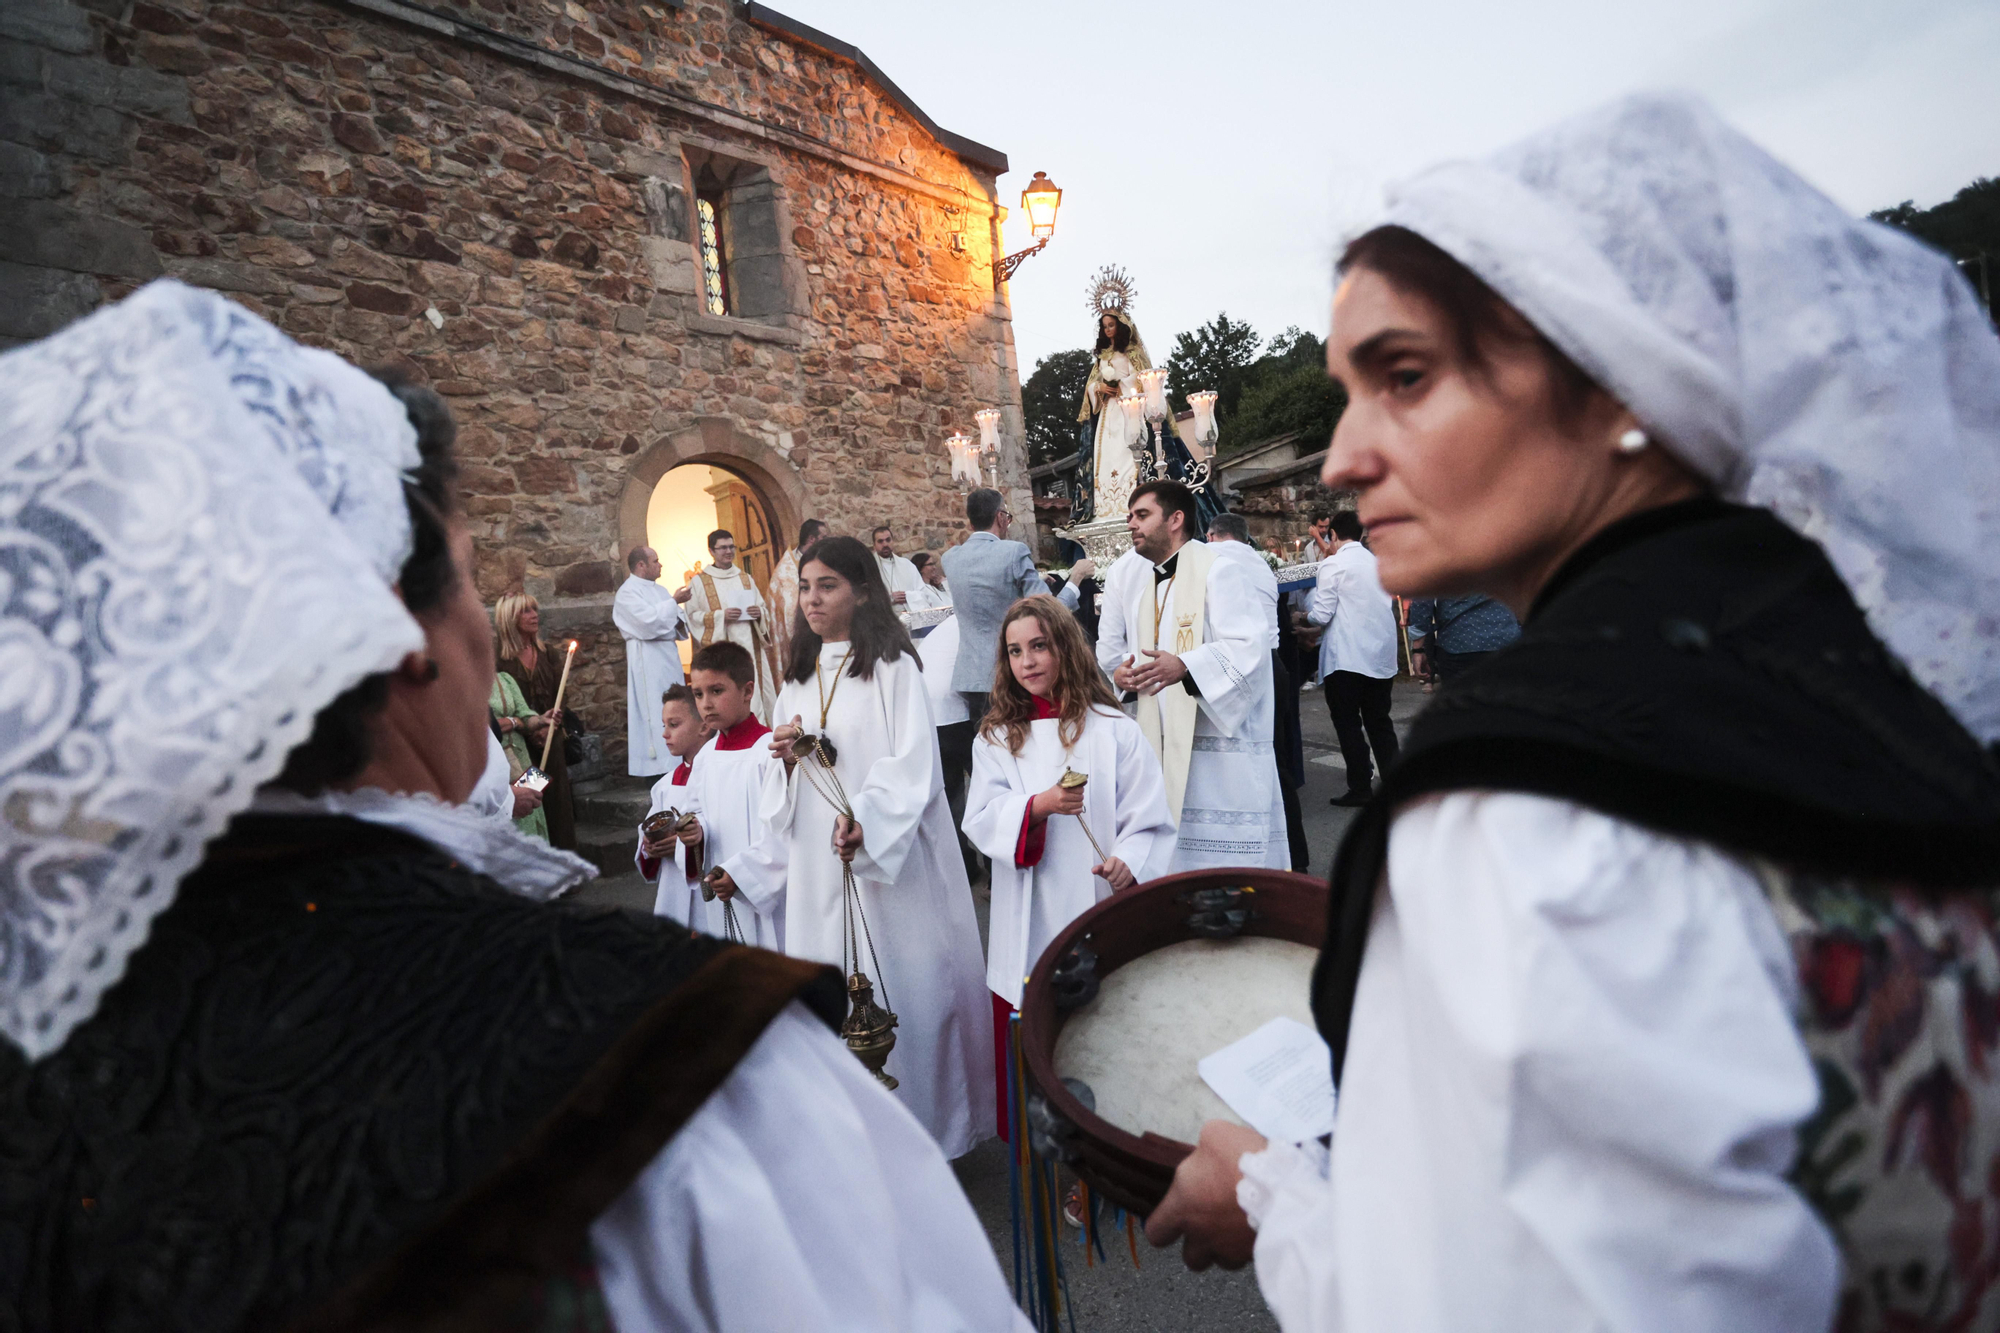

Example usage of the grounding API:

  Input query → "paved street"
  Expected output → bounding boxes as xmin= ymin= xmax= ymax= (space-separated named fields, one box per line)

xmin=577 ymin=678 xmax=1428 ymax=1330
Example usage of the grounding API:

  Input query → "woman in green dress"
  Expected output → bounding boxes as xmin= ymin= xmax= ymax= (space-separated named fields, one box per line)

xmin=489 ymin=670 xmax=550 ymax=841
xmin=493 ymin=592 xmax=576 ymax=850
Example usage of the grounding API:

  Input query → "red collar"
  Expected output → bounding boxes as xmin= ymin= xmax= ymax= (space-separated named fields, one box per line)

xmin=671 ymin=759 xmax=693 ymax=785
xmin=1032 ymin=695 xmax=1061 ymax=720
xmin=715 ymin=716 xmax=772 ymax=751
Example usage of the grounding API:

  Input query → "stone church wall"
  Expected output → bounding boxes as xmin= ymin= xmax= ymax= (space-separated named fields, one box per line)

xmin=1 ymin=0 xmax=1031 ymax=764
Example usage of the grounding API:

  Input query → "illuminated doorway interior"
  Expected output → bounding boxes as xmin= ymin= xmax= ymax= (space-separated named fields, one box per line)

xmin=646 ymin=463 xmax=779 ymax=669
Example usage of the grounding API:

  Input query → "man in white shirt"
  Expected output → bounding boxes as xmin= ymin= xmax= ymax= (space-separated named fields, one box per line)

xmin=1201 ymin=513 xmax=1278 ymax=650
xmin=1302 ymin=510 xmax=1399 ymax=805
xmin=872 ymin=525 xmax=926 ymax=609
xmin=613 ymin=545 xmax=691 ymax=776
xmin=1208 ymin=510 xmax=1307 ymax=870
xmin=1097 ymin=481 xmax=1288 ymax=870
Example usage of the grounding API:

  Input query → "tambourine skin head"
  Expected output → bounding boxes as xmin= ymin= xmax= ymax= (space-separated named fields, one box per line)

xmin=1015 ymin=867 xmax=1330 ymax=1217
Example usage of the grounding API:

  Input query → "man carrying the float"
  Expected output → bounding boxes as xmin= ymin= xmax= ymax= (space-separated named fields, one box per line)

xmin=1097 ymin=480 xmax=1289 ymax=870
xmin=684 ymin=527 xmax=779 ymax=723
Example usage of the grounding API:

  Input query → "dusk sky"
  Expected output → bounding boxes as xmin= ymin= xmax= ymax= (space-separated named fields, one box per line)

xmin=774 ymin=0 xmax=1999 ymax=382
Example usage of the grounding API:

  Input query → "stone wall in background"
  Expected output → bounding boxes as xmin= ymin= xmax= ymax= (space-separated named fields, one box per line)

xmin=1 ymin=0 xmax=1031 ymax=764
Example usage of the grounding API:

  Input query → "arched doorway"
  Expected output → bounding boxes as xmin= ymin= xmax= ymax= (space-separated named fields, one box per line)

xmin=646 ymin=462 xmax=781 ymax=668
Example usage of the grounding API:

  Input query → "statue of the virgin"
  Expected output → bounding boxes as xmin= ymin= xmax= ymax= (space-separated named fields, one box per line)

xmin=1073 ymin=268 xmax=1153 ymax=522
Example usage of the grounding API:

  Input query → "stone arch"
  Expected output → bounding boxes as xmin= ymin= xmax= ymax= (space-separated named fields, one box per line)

xmin=617 ymin=416 xmax=806 ymax=564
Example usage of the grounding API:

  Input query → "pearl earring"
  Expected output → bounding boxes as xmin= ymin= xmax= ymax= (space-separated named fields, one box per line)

xmin=1616 ymin=428 xmax=1649 ymax=454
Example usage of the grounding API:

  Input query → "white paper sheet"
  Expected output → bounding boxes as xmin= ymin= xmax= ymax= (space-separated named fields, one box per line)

xmin=1197 ymin=1016 xmax=1337 ymax=1143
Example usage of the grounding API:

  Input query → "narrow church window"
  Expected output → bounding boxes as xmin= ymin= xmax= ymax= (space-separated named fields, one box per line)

xmin=697 ymin=191 xmax=730 ymax=316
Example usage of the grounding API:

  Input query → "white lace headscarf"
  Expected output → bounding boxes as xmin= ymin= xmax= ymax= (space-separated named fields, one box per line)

xmin=1377 ymin=92 xmax=2000 ymax=745
xmin=0 ymin=279 xmax=426 ymax=1060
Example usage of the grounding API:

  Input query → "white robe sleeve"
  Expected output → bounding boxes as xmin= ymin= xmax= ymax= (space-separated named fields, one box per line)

xmin=717 ymin=759 xmax=790 ymax=918
xmin=589 ymin=1003 xmax=1032 ymax=1333
xmin=614 ymin=581 xmax=687 ymax=642
xmin=1244 ymin=792 xmax=1838 ymax=1333
xmin=1096 ymin=557 xmax=1137 ymax=676
xmin=962 ymin=732 xmax=1033 ymax=864
xmin=1177 ymin=554 xmax=1265 ymax=737
xmin=1106 ymin=714 xmax=1176 ymax=878
xmin=848 ymin=656 xmax=941 ymax=886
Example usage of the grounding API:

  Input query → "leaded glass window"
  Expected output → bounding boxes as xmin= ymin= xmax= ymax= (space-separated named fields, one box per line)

xmin=697 ymin=193 xmax=729 ymax=316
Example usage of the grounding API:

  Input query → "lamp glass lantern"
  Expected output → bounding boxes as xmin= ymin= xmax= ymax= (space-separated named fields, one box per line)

xmin=1137 ymin=367 xmax=1170 ymax=420
xmin=1021 ymin=171 xmax=1062 ymax=239
xmin=1188 ymin=390 xmax=1219 ymax=442
xmin=974 ymin=408 xmax=1002 ymax=452
xmin=946 ymin=432 xmax=981 ymax=489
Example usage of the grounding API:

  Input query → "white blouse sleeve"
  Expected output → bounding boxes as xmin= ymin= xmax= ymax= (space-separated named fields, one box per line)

xmin=1244 ymin=791 xmax=1839 ymax=1333
xmin=589 ymin=1003 xmax=1032 ymax=1333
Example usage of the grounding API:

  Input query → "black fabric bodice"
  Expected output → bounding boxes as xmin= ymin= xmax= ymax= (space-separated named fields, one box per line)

xmin=1312 ymin=498 xmax=2000 ymax=1080
xmin=0 ymin=814 xmax=842 ymax=1333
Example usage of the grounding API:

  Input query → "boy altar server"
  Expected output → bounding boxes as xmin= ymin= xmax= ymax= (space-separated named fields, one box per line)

xmin=681 ymin=641 xmax=786 ymax=951
xmin=963 ymin=596 xmax=1176 ymax=1134
xmin=636 ymin=684 xmax=711 ymax=929
xmin=764 ymin=537 xmax=994 ymax=1158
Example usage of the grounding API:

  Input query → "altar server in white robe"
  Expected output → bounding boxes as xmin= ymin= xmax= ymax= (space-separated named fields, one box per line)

xmin=614 ymin=545 xmax=690 ymax=776
xmin=763 ymin=536 xmax=994 ymax=1158
xmin=1098 ymin=480 xmax=1288 ymax=870
xmin=685 ymin=527 xmax=779 ymax=723
xmin=964 ymin=595 xmax=1176 ymax=1135
xmin=636 ymin=684 xmax=711 ymax=929
xmin=770 ymin=518 xmax=826 ymax=666
xmin=681 ymin=640 xmax=786 ymax=951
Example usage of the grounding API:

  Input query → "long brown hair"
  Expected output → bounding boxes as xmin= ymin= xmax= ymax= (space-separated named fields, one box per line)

xmin=783 ymin=535 xmax=917 ymax=683
xmin=981 ymin=595 xmax=1118 ymax=756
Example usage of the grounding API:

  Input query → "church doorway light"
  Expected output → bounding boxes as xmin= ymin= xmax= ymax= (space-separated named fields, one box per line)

xmin=646 ymin=463 xmax=780 ymax=670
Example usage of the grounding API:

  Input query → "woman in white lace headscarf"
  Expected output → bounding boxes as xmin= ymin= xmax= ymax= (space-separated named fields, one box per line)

xmin=1146 ymin=94 xmax=2000 ymax=1332
xmin=0 ymin=281 xmax=1030 ymax=1333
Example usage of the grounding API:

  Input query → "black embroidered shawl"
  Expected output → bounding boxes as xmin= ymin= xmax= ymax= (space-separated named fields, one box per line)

xmin=1312 ymin=498 xmax=2000 ymax=1081
xmin=1 ymin=814 xmax=843 ymax=1332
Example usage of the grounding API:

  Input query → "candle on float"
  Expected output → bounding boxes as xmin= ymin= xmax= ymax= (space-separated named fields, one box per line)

xmin=539 ymin=639 xmax=579 ymax=770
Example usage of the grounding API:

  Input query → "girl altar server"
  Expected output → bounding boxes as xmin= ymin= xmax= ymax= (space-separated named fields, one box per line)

xmin=765 ymin=537 xmax=994 ymax=1158
xmin=963 ymin=596 xmax=1177 ymax=1133
xmin=681 ymin=640 xmax=786 ymax=951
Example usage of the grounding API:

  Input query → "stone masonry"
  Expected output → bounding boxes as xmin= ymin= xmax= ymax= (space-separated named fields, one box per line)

xmin=1 ymin=0 xmax=1032 ymax=764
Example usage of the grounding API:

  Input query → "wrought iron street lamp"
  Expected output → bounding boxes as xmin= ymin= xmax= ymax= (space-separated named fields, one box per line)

xmin=994 ymin=171 xmax=1062 ymax=288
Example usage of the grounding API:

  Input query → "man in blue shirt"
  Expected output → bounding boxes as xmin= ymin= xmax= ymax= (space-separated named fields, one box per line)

xmin=1406 ymin=595 xmax=1520 ymax=685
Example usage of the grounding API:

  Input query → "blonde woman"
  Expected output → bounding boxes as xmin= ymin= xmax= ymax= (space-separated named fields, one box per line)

xmin=494 ymin=592 xmax=576 ymax=849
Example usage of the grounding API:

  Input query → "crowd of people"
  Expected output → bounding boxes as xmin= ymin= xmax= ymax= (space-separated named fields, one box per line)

xmin=7 ymin=93 xmax=1999 ymax=1333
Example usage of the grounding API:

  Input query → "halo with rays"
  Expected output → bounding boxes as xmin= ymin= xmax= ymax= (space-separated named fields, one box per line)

xmin=1083 ymin=265 xmax=1138 ymax=317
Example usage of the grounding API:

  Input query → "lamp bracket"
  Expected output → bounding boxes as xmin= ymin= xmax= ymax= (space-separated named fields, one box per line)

xmin=994 ymin=236 xmax=1049 ymax=289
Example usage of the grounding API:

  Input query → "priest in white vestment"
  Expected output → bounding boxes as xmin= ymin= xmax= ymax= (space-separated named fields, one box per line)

xmin=872 ymin=524 xmax=927 ymax=609
xmin=614 ymin=546 xmax=691 ymax=776
xmin=684 ymin=528 xmax=778 ymax=723
xmin=1097 ymin=481 xmax=1288 ymax=870
xmin=770 ymin=518 xmax=825 ymax=666
xmin=763 ymin=536 xmax=994 ymax=1158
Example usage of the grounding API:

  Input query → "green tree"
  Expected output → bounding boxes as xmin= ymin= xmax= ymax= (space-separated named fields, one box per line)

xmin=1228 ymin=361 xmax=1347 ymax=452
xmin=1870 ymin=177 xmax=2000 ymax=316
xmin=1021 ymin=348 xmax=1093 ymax=468
xmin=1164 ymin=313 xmax=1261 ymax=417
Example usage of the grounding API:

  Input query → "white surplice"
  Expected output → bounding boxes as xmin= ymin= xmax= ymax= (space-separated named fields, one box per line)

xmin=876 ymin=551 xmax=926 ymax=606
xmin=686 ymin=563 xmax=778 ymax=723
xmin=771 ymin=546 xmax=803 ymax=665
xmin=963 ymin=705 xmax=1177 ymax=1006
xmin=683 ymin=722 xmax=786 ymax=951
xmin=762 ymin=643 xmax=994 ymax=1157
xmin=637 ymin=760 xmax=703 ymax=930
xmin=614 ymin=574 xmax=690 ymax=776
xmin=1237 ymin=792 xmax=1838 ymax=1333
xmin=903 ymin=580 xmax=951 ymax=613
xmin=1097 ymin=543 xmax=1288 ymax=871
xmin=590 ymin=1002 xmax=1034 ymax=1333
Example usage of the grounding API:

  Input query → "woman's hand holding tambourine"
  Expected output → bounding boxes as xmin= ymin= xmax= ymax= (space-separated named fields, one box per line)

xmin=1145 ymin=1119 xmax=1267 ymax=1271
